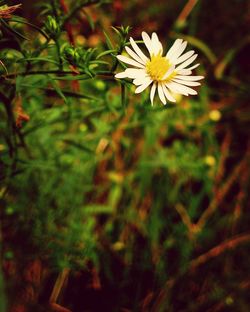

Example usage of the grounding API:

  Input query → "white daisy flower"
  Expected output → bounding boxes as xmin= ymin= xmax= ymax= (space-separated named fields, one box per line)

xmin=115 ymin=32 xmax=204 ymax=105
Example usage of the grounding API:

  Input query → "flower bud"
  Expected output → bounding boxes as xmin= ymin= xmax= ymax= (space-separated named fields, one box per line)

xmin=63 ymin=46 xmax=80 ymax=65
xmin=45 ymin=15 xmax=60 ymax=39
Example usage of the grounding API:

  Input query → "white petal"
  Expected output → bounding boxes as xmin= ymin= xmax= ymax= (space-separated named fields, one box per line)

xmin=167 ymin=81 xmax=197 ymax=95
xmin=115 ymin=71 xmax=128 ymax=79
xmin=174 ymin=50 xmax=195 ymax=65
xmin=176 ymin=54 xmax=198 ymax=70
xmin=150 ymin=82 xmax=157 ymax=105
xmin=177 ymin=69 xmax=192 ymax=75
xmin=168 ymin=41 xmax=187 ymax=63
xmin=174 ymin=75 xmax=204 ymax=81
xmin=125 ymin=68 xmax=148 ymax=79
xmin=129 ymin=37 xmax=149 ymax=63
xmin=135 ymin=79 xmax=152 ymax=94
xmin=151 ymin=32 xmax=159 ymax=43
xmin=162 ymin=84 xmax=176 ymax=102
xmin=158 ymin=83 xmax=166 ymax=105
xmin=165 ymin=82 xmax=188 ymax=96
xmin=133 ymin=76 xmax=151 ymax=86
xmin=162 ymin=65 xmax=175 ymax=80
xmin=117 ymin=55 xmax=145 ymax=68
xmin=142 ymin=31 xmax=154 ymax=56
xmin=115 ymin=68 xmax=148 ymax=79
xmin=151 ymin=32 xmax=163 ymax=55
xmin=125 ymin=46 xmax=146 ymax=65
xmin=185 ymin=63 xmax=200 ymax=70
xmin=172 ymin=78 xmax=201 ymax=87
xmin=166 ymin=39 xmax=183 ymax=59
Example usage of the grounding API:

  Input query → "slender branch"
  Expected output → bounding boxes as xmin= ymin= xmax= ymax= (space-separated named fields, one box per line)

xmin=59 ymin=0 xmax=74 ymax=44
xmin=151 ymin=231 xmax=250 ymax=312
xmin=50 ymin=0 xmax=59 ymax=20
xmin=196 ymin=155 xmax=248 ymax=230
xmin=190 ymin=232 xmax=250 ymax=270
xmin=1 ymin=70 xmax=82 ymax=79
xmin=121 ymin=82 xmax=126 ymax=113
xmin=62 ymin=0 xmax=100 ymax=26
xmin=49 ymin=268 xmax=70 ymax=306
xmin=1 ymin=70 xmax=115 ymax=80
xmin=55 ymin=39 xmax=63 ymax=70
xmin=0 ymin=3 xmax=22 ymax=18
xmin=175 ymin=203 xmax=194 ymax=235
xmin=215 ymin=131 xmax=231 ymax=186
xmin=176 ymin=0 xmax=199 ymax=25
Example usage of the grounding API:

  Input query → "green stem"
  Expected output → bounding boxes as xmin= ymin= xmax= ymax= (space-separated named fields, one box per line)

xmin=55 ymin=39 xmax=63 ymax=70
xmin=1 ymin=70 xmax=78 ymax=79
xmin=121 ymin=83 xmax=126 ymax=114
xmin=62 ymin=0 xmax=100 ymax=26
xmin=50 ymin=0 xmax=59 ymax=20
xmin=111 ymin=37 xmax=127 ymax=72
xmin=1 ymin=70 xmax=116 ymax=79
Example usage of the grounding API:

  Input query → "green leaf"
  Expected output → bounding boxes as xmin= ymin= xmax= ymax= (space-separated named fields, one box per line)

xmin=16 ymin=57 xmax=59 ymax=65
xmin=63 ymin=139 xmax=94 ymax=154
xmin=103 ymin=30 xmax=114 ymax=49
xmin=48 ymin=78 xmax=68 ymax=103
xmin=0 ymin=266 xmax=7 ymax=312
xmin=96 ymin=49 xmax=116 ymax=59
xmin=89 ymin=60 xmax=109 ymax=65
xmin=0 ymin=18 xmax=29 ymax=41
xmin=10 ymin=16 xmax=49 ymax=39
xmin=82 ymin=9 xmax=95 ymax=30
xmin=82 ymin=204 xmax=114 ymax=214
xmin=52 ymin=74 xmax=90 ymax=81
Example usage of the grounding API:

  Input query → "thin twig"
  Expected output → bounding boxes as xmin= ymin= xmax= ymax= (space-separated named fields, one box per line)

xmin=175 ymin=203 xmax=193 ymax=233
xmin=176 ymin=0 xmax=199 ymax=25
xmin=62 ymin=0 xmax=100 ymax=26
xmin=0 ymin=4 xmax=22 ymax=18
xmin=190 ymin=232 xmax=250 ymax=270
xmin=215 ymin=131 xmax=231 ymax=186
xmin=151 ymin=232 xmax=250 ymax=311
xmin=49 ymin=268 xmax=70 ymax=306
xmin=196 ymin=156 xmax=248 ymax=230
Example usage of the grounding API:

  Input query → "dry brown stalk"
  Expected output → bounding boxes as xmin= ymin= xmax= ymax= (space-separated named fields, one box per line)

xmin=215 ymin=131 xmax=231 ymax=186
xmin=196 ymin=155 xmax=248 ymax=230
xmin=231 ymin=167 xmax=249 ymax=235
xmin=175 ymin=203 xmax=193 ymax=233
xmin=151 ymin=231 xmax=250 ymax=311
xmin=190 ymin=232 xmax=250 ymax=270
xmin=9 ymin=259 xmax=43 ymax=312
xmin=0 ymin=4 xmax=21 ymax=18
xmin=176 ymin=0 xmax=199 ymax=25
xmin=59 ymin=0 xmax=74 ymax=45
xmin=14 ymin=95 xmax=30 ymax=128
xmin=49 ymin=268 xmax=70 ymax=310
xmin=50 ymin=303 xmax=72 ymax=312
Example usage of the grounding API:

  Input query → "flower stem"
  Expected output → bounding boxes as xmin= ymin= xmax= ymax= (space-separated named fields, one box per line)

xmin=121 ymin=83 xmax=126 ymax=114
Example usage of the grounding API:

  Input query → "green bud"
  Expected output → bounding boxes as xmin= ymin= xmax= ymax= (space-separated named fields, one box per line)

xmin=94 ymin=80 xmax=106 ymax=91
xmin=112 ymin=25 xmax=131 ymax=38
xmin=121 ymin=25 xmax=131 ymax=36
xmin=45 ymin=15 xmax=60 ymax=38
xmin=5 ymin=206 xmax=14 ymax=215
xmin=4 ymin=251 xmax=14 ymax=260
xmin=63 ymin=46 xmax=80 ymax=65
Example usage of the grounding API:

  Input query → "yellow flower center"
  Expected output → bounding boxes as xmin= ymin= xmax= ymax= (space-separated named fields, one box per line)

xmin=146 ymin=54 xmax=173 ymax=81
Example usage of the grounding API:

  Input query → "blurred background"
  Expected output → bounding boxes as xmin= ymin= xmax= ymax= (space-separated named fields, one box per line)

xmin=1 ymin=0 xmax=250 ymax=311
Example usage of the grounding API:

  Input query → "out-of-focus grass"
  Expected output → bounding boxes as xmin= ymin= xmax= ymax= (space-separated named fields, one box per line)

xmin=0 ymin=0 xmax=250 ymax=311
